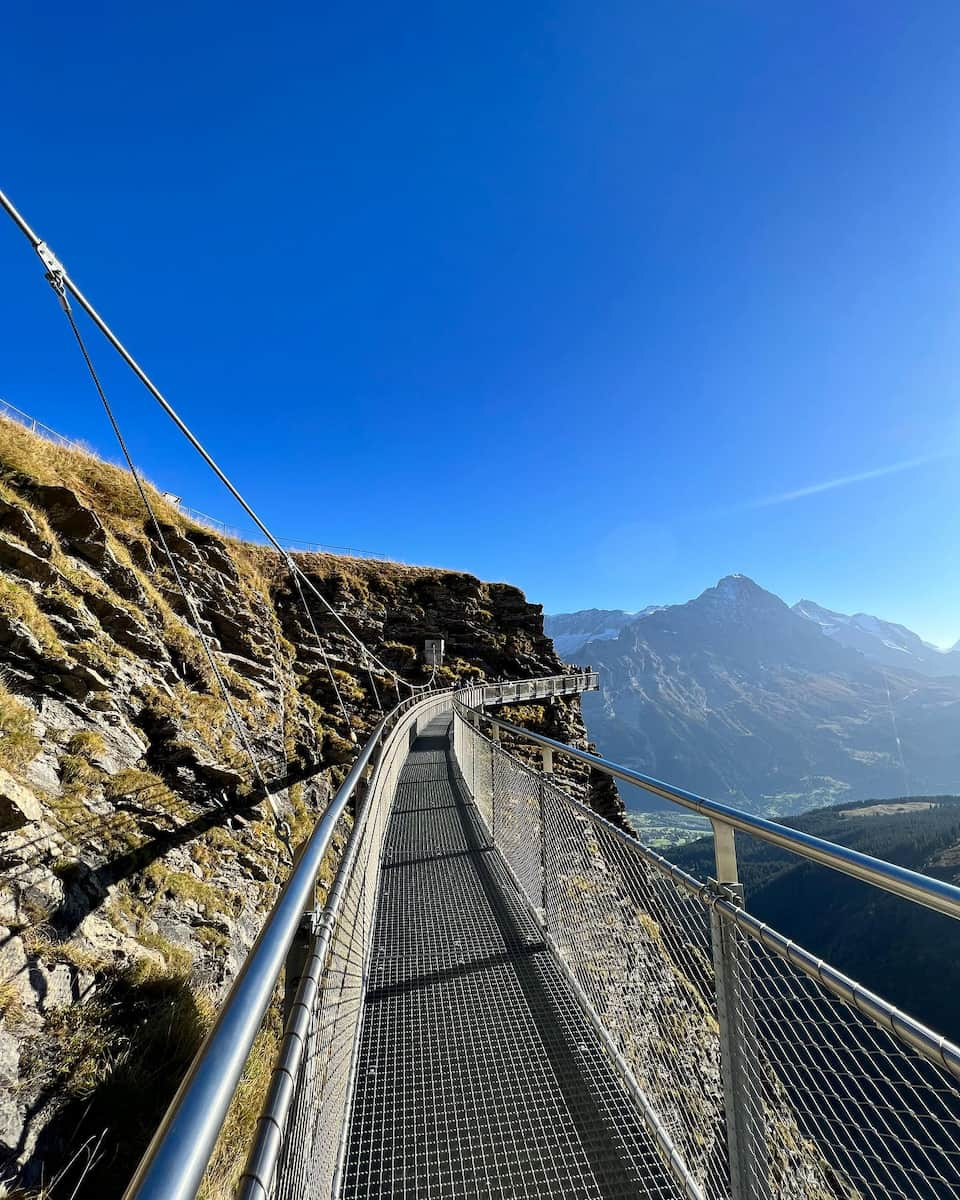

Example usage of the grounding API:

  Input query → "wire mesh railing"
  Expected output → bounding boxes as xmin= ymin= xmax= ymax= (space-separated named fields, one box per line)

xmin=452 ymin=705 xmax=960 ymax=1200
xmin=452 ymin=715 xmax=728 ymax=1199
xmin=723 ymin=903 xmax=960 ymax=1200
xmin=238 ymin=675 xmax=598 ymax=1200
xmin=128 ymin=665 xmax=960 ymax=1200
xmin=237 ymin=690 xmax=456 ymax=1200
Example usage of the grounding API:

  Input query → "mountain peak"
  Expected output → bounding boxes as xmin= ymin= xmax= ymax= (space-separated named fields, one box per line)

xmin=717 ymin=572 xmax=759 ymax=591
xmin=702 ymin=574 xmax=787 ymax=611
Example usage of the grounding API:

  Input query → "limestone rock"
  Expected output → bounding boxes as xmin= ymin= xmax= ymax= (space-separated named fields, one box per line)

xmin=0 ymin=612 xmax=42 ymax=661
xmin=0 ymin=932 xmax=36 ymax=1012
xmin=0 ymin=537 xmax=59 ymax=586
xmin=57 ymin=663 xmax=112 ymax=700
xmin=193 ymin=534 xmax=238 ymax=579
xmin=192 ymin=759 xmax=245 ymax=789
xmin=31 ymin=960 xmax=76 ymax=1012
xmin=84 ymin=592 xmax=162 ymax=659
xmin=0 ymin=1029 xmax=23 ymax=1153
xmin=0 ymin=497 xmax=51 ymax=556
xmin=0 ymin=770 xmax=43 ymax=830
xmin=31 ymin=485 xmax=105 ymax=546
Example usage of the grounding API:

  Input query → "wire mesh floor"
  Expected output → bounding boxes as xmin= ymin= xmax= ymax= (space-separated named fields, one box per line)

xmin=340 ymin=718 xmax=682 ymax=1200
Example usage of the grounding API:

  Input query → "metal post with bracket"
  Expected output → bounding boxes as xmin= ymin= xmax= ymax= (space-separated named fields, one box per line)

xmin=708 ymin=821 xmax=769 ymax=1200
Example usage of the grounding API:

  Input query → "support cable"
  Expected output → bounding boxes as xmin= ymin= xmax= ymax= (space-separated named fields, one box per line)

xmin=288 ymin=563 xmax=356 ymax=741
xmin=365 ymin=655 xmax=383 ymax=713
xmin=41 ymin=263 xmax=293 ymax=863
xmin=0 ymin=187 xmax=434 ymax=698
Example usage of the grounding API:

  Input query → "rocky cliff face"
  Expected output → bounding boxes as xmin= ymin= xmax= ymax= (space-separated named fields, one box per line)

xmin=0 ymin=417 xmax=589 ymax=1194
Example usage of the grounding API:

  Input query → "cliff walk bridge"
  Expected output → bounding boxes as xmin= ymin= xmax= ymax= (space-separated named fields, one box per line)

xmin=3 ymin=191 xmax=960 ymax=1200
xmin=124 ymin=673 xmax=960 ymax=1200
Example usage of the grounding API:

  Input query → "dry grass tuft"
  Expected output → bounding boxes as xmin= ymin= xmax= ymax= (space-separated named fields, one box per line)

xmin=199 ymin=1001 xmax=283 ymax=1200
xmin=65 ymin=730 xmax=106 ymax=760
xmin=104 ymin=768 xmax=177 ymax=812
xmin=0 ymin=680 xmax=40 ymax=771
xmin=0 ymin=416 xmax=190 ymax=540
xmin=0 ymin=577 xmax=63 ymax=656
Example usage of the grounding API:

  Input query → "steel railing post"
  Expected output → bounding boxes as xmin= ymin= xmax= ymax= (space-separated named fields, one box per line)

xmin=708 ymin=822 xmax=768 ymax=1200
xmin=492 ymin=733 xmax=501 ymax=852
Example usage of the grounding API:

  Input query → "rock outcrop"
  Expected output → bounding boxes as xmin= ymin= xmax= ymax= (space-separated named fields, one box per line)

xmin=0 ymin=416 xmax=586 ymax=1195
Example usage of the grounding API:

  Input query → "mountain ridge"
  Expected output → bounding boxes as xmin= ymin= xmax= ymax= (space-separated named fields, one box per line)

xmin=792 ymin=597 xmax=960 ymax=676
xmin=544 ymin=607 xmax=643 ymax=658
xmin=568 ymin=574 xmax=960 ymax=816
xmin=550 ymin=580 xmax=960 ymax=675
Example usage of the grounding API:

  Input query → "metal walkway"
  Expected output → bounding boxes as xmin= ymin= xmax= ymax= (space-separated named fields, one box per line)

xmin=341 ymin=718 xmax=678 ymax=1200
xmin=127 ymin=675 xmax=960 ymax=1200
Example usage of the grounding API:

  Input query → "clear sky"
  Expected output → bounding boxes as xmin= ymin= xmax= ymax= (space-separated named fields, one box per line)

xmin=2 ymin=4 xmax=959 ymax=644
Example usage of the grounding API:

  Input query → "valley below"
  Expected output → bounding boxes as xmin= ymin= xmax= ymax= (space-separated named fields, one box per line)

xmin=674 ymin=794 xmax=960 ymax=1044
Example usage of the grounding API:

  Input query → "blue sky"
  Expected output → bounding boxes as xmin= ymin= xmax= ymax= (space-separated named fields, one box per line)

xmin=2 ymin=4 xmax=959 ymax=644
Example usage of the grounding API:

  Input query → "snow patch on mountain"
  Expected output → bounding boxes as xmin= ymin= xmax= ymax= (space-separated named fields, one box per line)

xmin=793 ymin=600 xmax=960 ymax=677
xmin=545 ymin=606 xmax=662 ymax=659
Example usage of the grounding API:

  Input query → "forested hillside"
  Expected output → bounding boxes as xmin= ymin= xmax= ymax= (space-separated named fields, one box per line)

xmin=673 ymin=796 xmax=960 ymax=1041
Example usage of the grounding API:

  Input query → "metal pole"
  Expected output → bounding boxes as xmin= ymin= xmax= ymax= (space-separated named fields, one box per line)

xmin=708 ymin=824 xmax=767 ymax=1200
xmin=283 ymin=914 xmax=314 ymax=1029
xmin=538 ymin=776 xmax=549 ymax=922
xmin=713 ymin=821 xmax=738 ymax=884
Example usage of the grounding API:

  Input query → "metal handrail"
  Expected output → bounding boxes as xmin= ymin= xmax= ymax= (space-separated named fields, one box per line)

xmin=451 ymin=706 xmax=960 ymax=1198
xmin=471 ymin=709 xmax=960 ymax=924
xmin=236 ymin=690 xmax=442 ymax=1200
xmin=123 ymin=701 xmax=406 ymax=1200
xmin=446 ymin=727 xmax=708 ymax=1200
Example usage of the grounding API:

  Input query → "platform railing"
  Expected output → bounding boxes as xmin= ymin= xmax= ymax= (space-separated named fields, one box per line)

xmin=124 ymin=671 xmax=596 ymax=1200
xmin=453 ymin=702 xmax=960 ymax=1200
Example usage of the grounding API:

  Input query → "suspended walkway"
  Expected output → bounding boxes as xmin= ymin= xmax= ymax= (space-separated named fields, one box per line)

xmin=342 ymin=716 xmax=674 ymax=1200
xmin=126 ymin=674 xmax=960 ymax=1200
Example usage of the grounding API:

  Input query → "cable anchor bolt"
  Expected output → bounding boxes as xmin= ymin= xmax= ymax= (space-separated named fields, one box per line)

xmin=275 ymin=817 xmax=295 ymax=866
xmin=35 ymin=241 xmax=71 ymax=313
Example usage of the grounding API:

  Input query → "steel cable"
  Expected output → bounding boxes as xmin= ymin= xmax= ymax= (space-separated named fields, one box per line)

xmin=0 ymin=187 xmax=437 ymax=700
xmin=288 ymin=562 xmax=355 ymax=738
xmin=46 ymin=268 xmax=293 ymax=861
